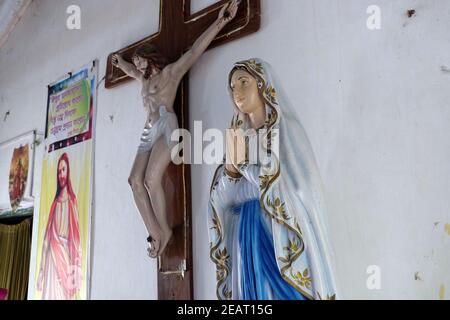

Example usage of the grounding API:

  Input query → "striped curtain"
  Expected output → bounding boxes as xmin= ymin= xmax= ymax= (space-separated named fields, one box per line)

xmin=0 ymin=218 xmax=31 ymax=300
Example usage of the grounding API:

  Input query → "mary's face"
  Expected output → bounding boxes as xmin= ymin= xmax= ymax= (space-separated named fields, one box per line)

xmin=230 ymin=69 xmax=264 ymax=114
xmin=57 ymin=160 xmax=68 ymax=189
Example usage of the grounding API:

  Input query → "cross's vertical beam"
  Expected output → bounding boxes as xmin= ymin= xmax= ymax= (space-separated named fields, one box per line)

xmin=157 ymin=77 xmax=193 ymax=300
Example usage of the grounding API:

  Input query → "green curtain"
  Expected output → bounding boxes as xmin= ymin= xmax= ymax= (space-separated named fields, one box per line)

xmin=0 ymin=218 xmax=31 ymax=300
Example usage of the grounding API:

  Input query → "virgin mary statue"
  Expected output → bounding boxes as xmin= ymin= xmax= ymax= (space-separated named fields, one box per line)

xmin=208 ymin=59 xmax=338 ymax=300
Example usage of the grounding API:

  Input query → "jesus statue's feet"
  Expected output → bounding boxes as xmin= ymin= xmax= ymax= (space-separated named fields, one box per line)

xmin=147 ymin=234 xmax=160 ymax=259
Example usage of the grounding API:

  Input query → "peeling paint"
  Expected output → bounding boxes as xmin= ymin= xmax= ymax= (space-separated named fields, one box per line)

xmin=445 ymin=223 xmax=450 ymax=236
xmin=3 ymin=110 xmax=10 ymax=122
xmin=407 ymin=9 xmax=416 ymax=18
xmin=439 ymin=285 xmax=445 ymax=300
xmin=414 ymin=272 xmax=422 ymax=281
xmin=441 ymin=66 xmax=450 ymax=73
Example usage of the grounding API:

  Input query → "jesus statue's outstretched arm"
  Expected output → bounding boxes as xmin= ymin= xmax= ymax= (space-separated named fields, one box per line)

xmin=170 ymin=0 xmax=239 ymax=79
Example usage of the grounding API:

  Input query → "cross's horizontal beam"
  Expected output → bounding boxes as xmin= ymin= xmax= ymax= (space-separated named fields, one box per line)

xmin=105 ymin=0 xmax=260 ymax=89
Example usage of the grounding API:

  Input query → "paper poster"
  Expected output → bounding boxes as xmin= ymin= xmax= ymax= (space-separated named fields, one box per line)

xmin=0 ymin=132 xmax=36 ymax=217
xmin=9 ymin=144 xmax=29 ymax=211
xmin=33 ymin=62 xmax=97 ymax=300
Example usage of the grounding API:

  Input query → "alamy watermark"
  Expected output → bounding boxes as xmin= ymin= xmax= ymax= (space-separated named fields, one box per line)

xmin=169 ymin=123 xmax=280 ymax=166
xmin=366 ymin=265 xmax=381 ymax=290
xmin=367 ymin=5 xmax=381 ymax=30
xmin=66 ymin=5 xmax=81 ymax=30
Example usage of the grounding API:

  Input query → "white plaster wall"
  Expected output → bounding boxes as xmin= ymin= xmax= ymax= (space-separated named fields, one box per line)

xmin=0 ymin=0 xmax=449 ymax=300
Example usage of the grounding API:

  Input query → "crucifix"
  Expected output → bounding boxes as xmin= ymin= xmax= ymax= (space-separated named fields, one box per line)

xmin=105 ymin=0 xmax=260 ymax=300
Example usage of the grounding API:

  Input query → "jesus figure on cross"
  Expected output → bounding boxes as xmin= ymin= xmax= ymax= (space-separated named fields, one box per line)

xmin=112 ymin=0 xmax=239 ymax=259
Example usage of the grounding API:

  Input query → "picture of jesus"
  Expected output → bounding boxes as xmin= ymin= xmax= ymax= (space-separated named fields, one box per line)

xmin=36 ymin=152 xmax=82 ymax=300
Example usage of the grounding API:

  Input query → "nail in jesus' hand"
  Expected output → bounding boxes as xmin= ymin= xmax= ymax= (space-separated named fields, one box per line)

xmin=220 ymin=0 xmax=240 ymax=23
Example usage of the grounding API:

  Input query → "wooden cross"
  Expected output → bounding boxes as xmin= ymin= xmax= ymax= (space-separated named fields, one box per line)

xmin=105 ymin=0 xmax=260 ymax=300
